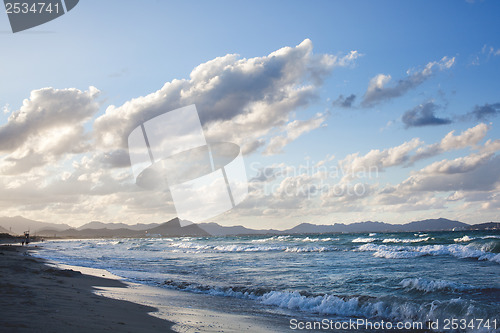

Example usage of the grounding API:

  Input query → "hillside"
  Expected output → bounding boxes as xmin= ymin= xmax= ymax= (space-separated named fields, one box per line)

xmin=266 ymin=218 xmax=469 ymax=235
xmin=0 ymin=216 xmax=71 ymax=235
xmin=466 ymin=222 xmax=500 ymax=230
xmin=0 ymin=226 xmax=11 ymax=234
xmin=77 ymin=221 xmax=162 ymax=231
xmin=197 ymin=223 xmax=280 ymax=236
xmin=37 ymin=218 xmax=209 ymax=238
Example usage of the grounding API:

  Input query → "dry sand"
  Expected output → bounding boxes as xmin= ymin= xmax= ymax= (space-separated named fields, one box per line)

xmin=0 ymin=245 xmax=174 ymax=332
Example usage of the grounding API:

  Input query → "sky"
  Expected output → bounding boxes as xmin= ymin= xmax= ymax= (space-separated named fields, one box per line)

xmin=0 ymin=0 xmax=499 ymax=229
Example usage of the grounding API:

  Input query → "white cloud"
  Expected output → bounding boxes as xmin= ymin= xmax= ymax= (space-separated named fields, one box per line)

xmin=0 ymin=87 xmax=100 ymax=173
xmin=234 ymin=123 xmax=499 ymax=222
xmin=400 ymin=155 xmax=500 ymax=192
xmin=410 ymin=123 xmax=488 ymax=162
xmin=339 ymin=138 xmax=422 ymax=181
xmin=481 ymin=139 xmax=500 ymax=154
xmin=371 ymin=134 xmax=499 ymax=212
xmin=482 ymin=44 xmax=500 ymax=57
xmin=1 ymin=40 xmax=499 ymax=226
xmin=362 ymin=56 xmax=455 ymax=107
xmin=0 ymin=41 xmax=364 ymax=225
xmin=263 ymin=113 xmax=327 ymax=155
xmin=2 ymin=104 xmax=10 ymax=115
xmin=93 ymin=39 xmax=359 ymax=155
xmin=417 ymin=153 xmax=493 ymax=175
xmin=439 ymin=123 xmax=488 ymax=150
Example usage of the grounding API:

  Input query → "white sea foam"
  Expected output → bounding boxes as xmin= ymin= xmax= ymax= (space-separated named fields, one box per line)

xmin=166 ymin=242 xmax=286 ymax=253
xmin=251 ymin=235 xmax=291 ymax=243
xmin=163 ymin=281 xmax=386 ymax=318
xmin=400 ymin=278 xmax=480 ymax=293
xmin=382 ymin=237 xmax=430 ymax=243
xmin=358 ymin=243 xmax=500 ymax=264
xmin=300 ymin=237 xmax=339 ymax=242
xmin=373 ymin=250 xmax=426 ymax=259
xmin=352 ymin=237 xmax=378 ymax=243
xmin=252 ymin=236 xmax=339 ymax=243
xmin=454 ymin=235 xmax=475 ymax=242
xmin=260 ymin=291 xmax=372 ymax=317
xmin=357 ymin=244 xmax=405 ymax=252
xmin=159 ymin=241 xmax=341 ymax=253
xmin=258 ymin=291 xmax=485 ymax=325
xmin=369 ymin=233 xmax=377 ymax=236
xmin=284 ymin=246 xmax=333 ymax=253
xmin=454 ymin=235 xmax=500 ymax=243
xmin=161 ymin=281 xmax=486 ymax=325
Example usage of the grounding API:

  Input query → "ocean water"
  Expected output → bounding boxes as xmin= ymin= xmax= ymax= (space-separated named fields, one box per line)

xmin=33 ymin=230 xmax=499 ymax=332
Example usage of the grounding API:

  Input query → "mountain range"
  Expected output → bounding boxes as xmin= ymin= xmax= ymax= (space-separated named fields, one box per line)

xmin=0 ymin=216 xmax=498 ymax=238
xmin=0 ymin=216 xmax=72 ymax=235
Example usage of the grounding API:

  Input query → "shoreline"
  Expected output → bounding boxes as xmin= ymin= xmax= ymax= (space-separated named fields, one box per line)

xmin=0 ymin=244 xmax=175 ymax=332
xmin=1 ymin=244 xmax=294 ymax=332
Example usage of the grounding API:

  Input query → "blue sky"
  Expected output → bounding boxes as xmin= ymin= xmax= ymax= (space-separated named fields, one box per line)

xmin=0 ymin=0 xmax=499 ymax=228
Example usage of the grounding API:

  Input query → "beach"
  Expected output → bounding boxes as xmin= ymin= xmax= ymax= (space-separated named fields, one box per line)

xmin=0 ymin=244 xmax=293 ymax=333
xmin=0 ymin=244 xmax=175 ymax=332
xmin=25 ymin=232 xmax=500 ymax=333
xmin=1 ymin=230 xmax=499 ymax=332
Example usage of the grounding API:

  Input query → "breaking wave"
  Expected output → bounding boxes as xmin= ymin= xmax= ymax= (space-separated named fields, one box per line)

xmin=400 ymin=278 xmax=487 ymax=293
xmin=352 ymin=237 xmax=378 ymax=243
xmin=163 ymin=242 xmax=339 ymax=253
xmin=358 ymin=243 xmax=500 ymax=264
xmin=161 ymin=280 xmax=489 ymax=324
xmin=382 ymin=237 xmax=431 ymax=243
xmin=251 ymin=236 xmax=339 ymax=243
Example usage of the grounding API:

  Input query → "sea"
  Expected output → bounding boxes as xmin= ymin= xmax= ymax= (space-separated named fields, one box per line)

xmin=33 ymin=230 xmax=499 ymax=332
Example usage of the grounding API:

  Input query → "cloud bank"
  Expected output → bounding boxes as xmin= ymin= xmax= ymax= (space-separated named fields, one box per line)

xmin=94 ymin=39 xmax=360 ymax=155
xmin=0 ymin=87 xmax=100 ymax=174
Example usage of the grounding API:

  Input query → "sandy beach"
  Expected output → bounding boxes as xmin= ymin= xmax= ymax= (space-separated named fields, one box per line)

xmin=0 ymin=244 xmax=175 ymax=332
xmin=0 ymin=244 xmax=293 ymax=333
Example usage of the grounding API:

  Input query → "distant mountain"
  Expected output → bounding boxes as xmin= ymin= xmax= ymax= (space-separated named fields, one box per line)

xmin=205 ymin=218 xmax=469 ymax=235
xmin=197 ymin=223 xmax=280 ymax=236
xmin=38 ymin=227 xmax=143 ymax=238
xmin=145 ymin=218 xmax=209 ymax=237
xmin=0 ymin=225 xmax=11 ymax=234
xmin=2 ymin=215 xmax=490 ymax=239
xmin=286 ymin=223 xmax=337 ymax=234
xmin=284 ymin=218 xmax=469 ymax=234
xmin=37 ymin=218 xmax=209 ymax=238
xmin=0 ymin=216 xmax=71 ymax=235
xmin=400 ymin=218 xmax=468 ymax=232
xmin=467 ymin=222 xmax=500 ymax=230
xmin=285 ymin=221 xmax=399 ymax=234
xmin=77 ymin=221 xmax=161 ymax=231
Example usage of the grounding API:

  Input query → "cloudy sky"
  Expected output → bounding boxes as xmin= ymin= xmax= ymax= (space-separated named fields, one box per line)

xmin=0 ymin=0 xmax=499 ymax=228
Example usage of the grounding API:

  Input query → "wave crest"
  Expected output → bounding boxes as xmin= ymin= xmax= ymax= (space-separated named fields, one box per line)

xmin=358 ymin=243 xmax=500 ymax=264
